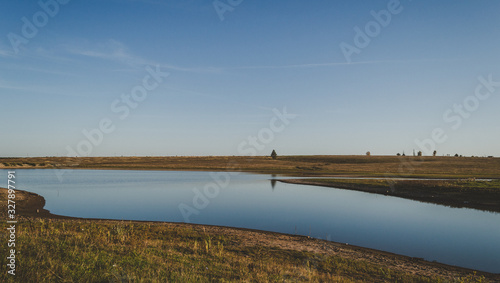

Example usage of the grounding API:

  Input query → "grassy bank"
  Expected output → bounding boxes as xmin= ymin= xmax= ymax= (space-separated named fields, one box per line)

xmin=0 ymin=219 xmax=455 ymax=282
xmin=1 ymin=155 xmax=500 ymax=178
xmin=280 ymin=179 xmax=500 ymax=213
xmin=1 ymin=188 xmax=497 ymax=282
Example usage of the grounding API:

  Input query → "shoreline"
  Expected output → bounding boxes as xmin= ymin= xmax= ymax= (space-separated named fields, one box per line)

xmin=1 ymin=187 xmax=498 ymax=281
xmin=1 ymin=155 xmax=500 ymax=179
xmin=4 ymin=162 xmax=498 ymax=214
xmin=279 ymin=179 xmax=500 ymax=213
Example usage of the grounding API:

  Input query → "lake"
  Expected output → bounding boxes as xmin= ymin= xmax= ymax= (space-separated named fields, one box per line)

xmin=4 ymin=169 xmax=500 ymax=273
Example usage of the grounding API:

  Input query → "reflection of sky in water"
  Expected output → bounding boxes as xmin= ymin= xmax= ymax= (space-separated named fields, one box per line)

xmin=4 ymin=169 xmax=500 ymax=273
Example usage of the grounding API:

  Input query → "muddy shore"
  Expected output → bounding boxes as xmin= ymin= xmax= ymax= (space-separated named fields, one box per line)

xmin=279 ymin=179 xmax=500 ymax=213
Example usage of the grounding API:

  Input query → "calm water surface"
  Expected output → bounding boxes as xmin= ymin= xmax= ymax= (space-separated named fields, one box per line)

xmin=5 ymin=169 xmax=500 ymax=273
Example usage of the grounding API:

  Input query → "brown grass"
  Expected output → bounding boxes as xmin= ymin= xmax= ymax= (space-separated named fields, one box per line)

xmin=1 ymin=155 xmax=500 ymax=178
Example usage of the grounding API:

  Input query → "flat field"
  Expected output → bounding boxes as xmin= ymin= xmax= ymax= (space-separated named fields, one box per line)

xmin=1 ymin=155 xmax=499 ymax=178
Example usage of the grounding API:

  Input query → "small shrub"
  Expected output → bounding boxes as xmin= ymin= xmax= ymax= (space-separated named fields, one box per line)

xmin=271 ymin=150 xmax=277 ymax=160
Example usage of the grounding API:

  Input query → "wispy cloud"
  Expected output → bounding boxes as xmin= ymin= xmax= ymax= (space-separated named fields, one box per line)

xmin=0 ymin=81 xmax=89 ymax=97
xmin=68 ymin=39 xmax=149 ymax=66
xmin=221 ymin=58 xmax=461 ymax=70
xmin=67 ymin=39 xmax=221 ymax=74
xmin=225 ymin=61 xmax=375 ymax=70
xmin=0 ymin=63 xmax=79 ymax=77
xmin=0 ymin=50 xmax=13 ymax=57
xmin=60 ymin=39 xmax=461 ymax=75
xmin=21 ymin=46 xmax=83 ymax=65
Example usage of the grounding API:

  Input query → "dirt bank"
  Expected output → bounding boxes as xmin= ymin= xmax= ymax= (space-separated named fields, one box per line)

xmin=279 ymin=179 xmax=500 ymax=213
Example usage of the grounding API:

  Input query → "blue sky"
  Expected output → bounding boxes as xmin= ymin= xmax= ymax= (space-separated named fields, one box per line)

xmin=1 ymin=0 xmax=499 ymax=157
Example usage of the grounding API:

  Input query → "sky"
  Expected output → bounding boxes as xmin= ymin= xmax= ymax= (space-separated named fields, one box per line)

xmin=1 ymin=0 xmax=499 ymax=157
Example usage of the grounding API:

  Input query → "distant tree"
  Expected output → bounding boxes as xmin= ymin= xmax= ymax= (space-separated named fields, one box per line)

xmin=454 ymin=153 xmax=459 ymax=157
xmin=433 ymin=150 xmax=437 ymax=157
xmin=396 ymin=153 xmax=401 ymax=156
xmin=402 ymin=151 xmax=406 ymax=156
xmin=417 ymin=151 xmax=422 ymax=157
xmin=366 ymin=151 xmax=371 ymax=156
xmin=271 ymin=150 xmax=277 ymax=160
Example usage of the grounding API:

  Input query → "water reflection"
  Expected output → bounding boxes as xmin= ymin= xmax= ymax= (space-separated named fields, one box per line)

xmin=270 ymin=179 xmax=277 ymax=190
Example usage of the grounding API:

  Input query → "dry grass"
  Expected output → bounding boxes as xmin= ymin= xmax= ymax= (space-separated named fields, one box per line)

xmin=0 ymin=218 xmax=492 ymax=282
xmin=1 ymin=155 xmax=500 ymax=178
